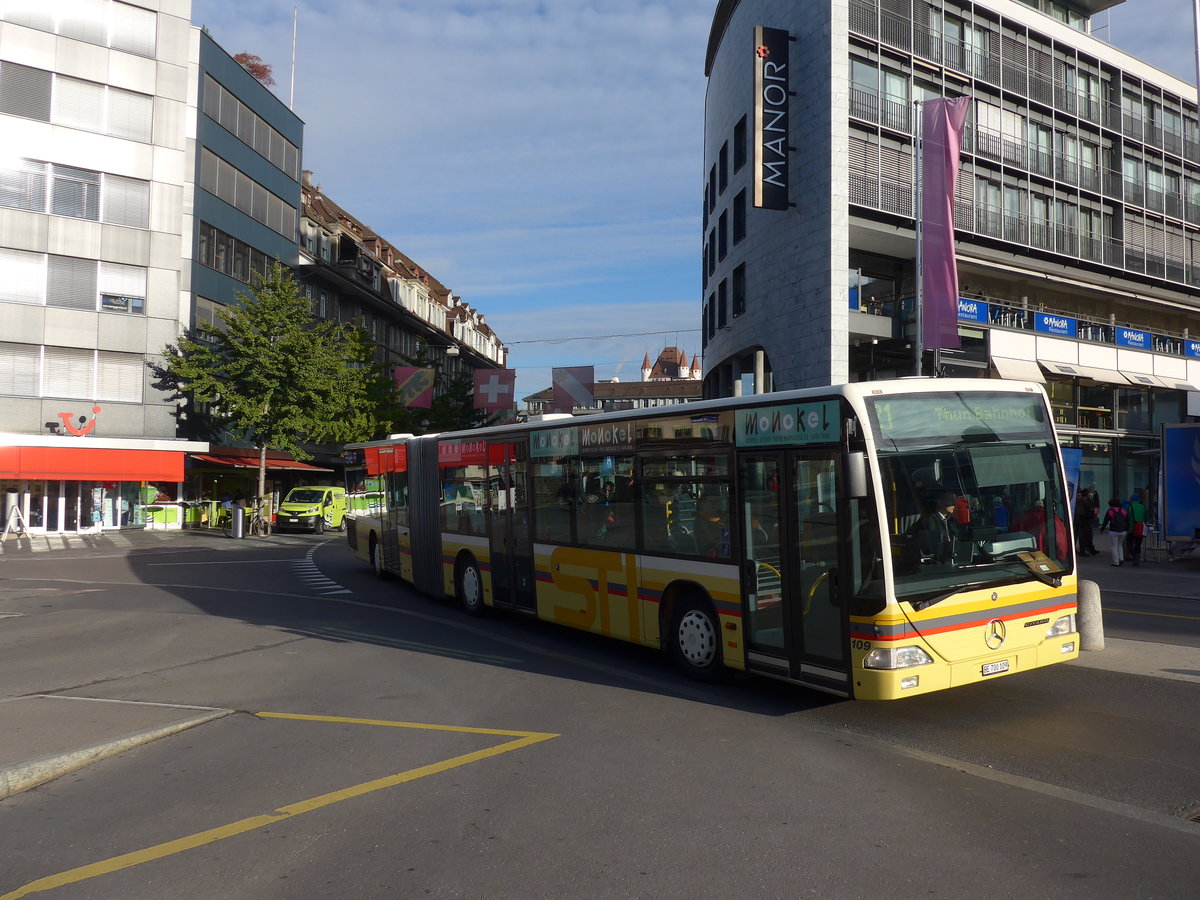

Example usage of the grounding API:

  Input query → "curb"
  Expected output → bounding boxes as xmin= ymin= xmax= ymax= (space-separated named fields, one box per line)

xmin=0 ymin=708 xmax=233 ymax=801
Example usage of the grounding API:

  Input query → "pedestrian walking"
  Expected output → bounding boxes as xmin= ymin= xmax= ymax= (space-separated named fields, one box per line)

xmin=1125 ymin=492 xmax=1148 ymax=566
xmin=1074 ymin=491 xmax=1098 ymax=556
xmin=1098 ymin=497 xmax=1129 ymax=566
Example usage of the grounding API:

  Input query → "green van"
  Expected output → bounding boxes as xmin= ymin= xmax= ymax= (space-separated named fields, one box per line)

xmin=277 ymin=486 xmax=347 ymax=534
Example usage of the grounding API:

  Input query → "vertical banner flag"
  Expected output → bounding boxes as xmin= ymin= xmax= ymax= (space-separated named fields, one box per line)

xmin=551 ymin=366 xmax=594 ymax=413
xmin=473 ymin=368 xmax=516 ymax=413
xmin=920 ymin=96 xmax=971 ymax=351
xmin=393 ymin=366 xmax=435 ymax=409
xmin=753 ymin=26 xmax=790 ymax=210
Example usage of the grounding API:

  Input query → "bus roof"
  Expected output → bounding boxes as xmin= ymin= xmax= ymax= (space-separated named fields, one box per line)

xmin=343 ymin=378 xmax=1046 ymax=450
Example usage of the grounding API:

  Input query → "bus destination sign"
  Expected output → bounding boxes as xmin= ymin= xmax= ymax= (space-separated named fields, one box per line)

xmin=737 ymin=401 xmax=839 ymax=447
xmin=868 ymin=392 xmax=1048 ymax=444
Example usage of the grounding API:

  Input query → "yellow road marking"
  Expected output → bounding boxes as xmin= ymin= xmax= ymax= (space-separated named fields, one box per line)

xmin=1106 ymin=607 xmax=1200 ymax=623
xmin=2 ymin=713 xmax=558 ymax=899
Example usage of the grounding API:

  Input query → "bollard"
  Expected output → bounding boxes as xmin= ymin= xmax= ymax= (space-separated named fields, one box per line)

xmin=1077 ymin=579 xmax=1104 ymax=651
xmin=231 ymin=506 xmax=245 ymax=539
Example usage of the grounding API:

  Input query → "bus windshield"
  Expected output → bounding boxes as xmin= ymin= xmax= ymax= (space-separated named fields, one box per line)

xmin=867 ymin=391 xmax=1071 ymax=606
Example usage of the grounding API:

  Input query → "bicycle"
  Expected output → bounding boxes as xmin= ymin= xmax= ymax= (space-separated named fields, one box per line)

xmin=221 ymin=503 xmax=268 ymax=537
xmin=246 ymin=502 xmax=269 ymax=537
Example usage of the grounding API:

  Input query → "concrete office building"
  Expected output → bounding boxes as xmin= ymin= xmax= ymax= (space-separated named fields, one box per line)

xmin=702 ymin=0 xmax=1200 ymax=503
xmin=0 ymin=1 xmax=206 ymax=533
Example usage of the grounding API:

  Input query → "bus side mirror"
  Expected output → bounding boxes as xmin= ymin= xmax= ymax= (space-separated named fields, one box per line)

xmin=846 ymin=451 xmax=867 ymax=499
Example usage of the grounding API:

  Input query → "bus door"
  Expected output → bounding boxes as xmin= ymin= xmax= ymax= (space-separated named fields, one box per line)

xmin=738 ymin=449 xmax=850 ymax=694
xmin=486 ymin=440 xmax=537 ymax=611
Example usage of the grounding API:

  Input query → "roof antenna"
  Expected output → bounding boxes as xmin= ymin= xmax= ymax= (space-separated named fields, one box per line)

xmin=289 ymin=6 xmax=298 ymax=111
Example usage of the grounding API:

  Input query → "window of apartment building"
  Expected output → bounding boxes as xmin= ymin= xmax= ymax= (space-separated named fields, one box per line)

xmin=1002 ymin=185 xmax=1025 ymax=242
xmin=732 ymin=263 xmax=746 ymax=317
xmin=850 ymin=58 xmax=877 ymax=123
xmin=0 ymin=62 xmax=50 ymax=120
xmin=975 ymin=178 xmax=1000 ymax=237
xmin=1123 ymin=155 xmax=1144 ymax=206
xmin=707 ymin=293 xmax=716 ymax=341
xmin=707 ymin=228 xmax=716 ymax=278
xmin=197 ymin=221 xmax=271 ymax=287
xmin=0 ymin=1 xmax=157 ymax=58
xmin=881 ymin=69 xmax=909 ymax=131
xmin=707 ymin=165 xmax=716 ymax=214
xmin=912 ymin=79 xmax=941 ymax=105
xmin=1122 ymin=91 xmax=1143 ymax=127
xmin=0 ymin=159 xmax=148 ymax=226
xmin=195 ymin=296 xmax=222 ymax=331
xmin=734 ymin=115 xmax=747 ymax=171
xmin=718 ymin=211 xmax=728 ymax=260
xmin=1079 ymin=207 xmax=1103 ymax=260
xmin=0 ymin=342 xmax=144 ymax=402
xmin=717 ymin=279 xmax=728 ymax=329
xmin=1031 ymin=194 xmax=1053 ymax=249
xmin=719 ymin=142 xmax=728 ymax=193
xmin=1054 ymin=131 xmax=1078 ymax=177
xmin=200 ymin=149 xmax=297 ymax=240
xmin=0 ymin=248 xmax=146 ymax=314
xmin=733 ymin=189 xmax=746 ymax=244
xmin=1079 ymin=138 xmax=1100 ymax=189
xmin=1027 ymin=122 xmax=1052 ymax=176
xmin=202 ymin=74 xmax=300 ymax=180
xmin=1055 ymin=200 xmax=1079 ymax=254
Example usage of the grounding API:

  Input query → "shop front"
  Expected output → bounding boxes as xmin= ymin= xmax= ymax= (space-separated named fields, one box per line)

xmin=0 ymin=435 xmax=208 ymax=535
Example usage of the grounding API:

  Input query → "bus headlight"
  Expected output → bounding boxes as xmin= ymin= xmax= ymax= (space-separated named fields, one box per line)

xmin=863 ymin=646 xmax=934 ymax=669
xmin=1045 ymin=615 xmax=1076 ymax=637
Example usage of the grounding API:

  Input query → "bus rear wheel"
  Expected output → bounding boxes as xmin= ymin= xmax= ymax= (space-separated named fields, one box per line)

xmin=370 ymin=537 xmax=389 ymax=580
xmin=457 ymin=558 xmax=486 ymax=617
xmin=668 ymin=597 xmax=725 ymax=682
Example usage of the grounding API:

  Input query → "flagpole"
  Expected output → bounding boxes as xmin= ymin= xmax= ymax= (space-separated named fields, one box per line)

xmin=1194 ymin=0 xmax=1200 ymax=110
xmin=914 ymin=100 xmax=924 ymax=376
xmin=289 ymin=6 xmax=298 ymax=111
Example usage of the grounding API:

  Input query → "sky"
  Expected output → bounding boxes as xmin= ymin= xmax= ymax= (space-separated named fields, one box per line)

xmin=189 ymin=0 xmax=1199 ymax=401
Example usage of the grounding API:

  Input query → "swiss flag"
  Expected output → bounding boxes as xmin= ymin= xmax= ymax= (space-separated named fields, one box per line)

xmin=473 ymin=368 xmax=516 ymax=412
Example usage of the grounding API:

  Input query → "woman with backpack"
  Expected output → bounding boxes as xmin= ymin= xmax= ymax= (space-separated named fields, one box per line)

xmin=1099 ymin=497 xmax=1129 ymax=566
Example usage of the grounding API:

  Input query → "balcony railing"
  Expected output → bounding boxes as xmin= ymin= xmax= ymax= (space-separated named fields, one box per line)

xmin=848 ymin=0 xmax=877 ymax=39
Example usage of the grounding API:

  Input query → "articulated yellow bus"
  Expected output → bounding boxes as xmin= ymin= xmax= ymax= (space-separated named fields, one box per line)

xmin=344 ymin=379 xmax=1078 ymax=699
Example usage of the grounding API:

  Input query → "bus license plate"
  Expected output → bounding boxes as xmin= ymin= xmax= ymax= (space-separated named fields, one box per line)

xmin=288 ymin=518 xmax=299 ymax=523
xmin=981 ymin=660 xmax=1010 ymax=677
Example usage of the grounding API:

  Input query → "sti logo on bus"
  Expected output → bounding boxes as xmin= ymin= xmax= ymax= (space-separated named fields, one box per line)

xmin=737 ymin=401 xmax=839 ymax=447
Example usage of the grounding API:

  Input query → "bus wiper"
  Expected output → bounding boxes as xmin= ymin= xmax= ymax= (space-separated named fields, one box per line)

xmin=909 ymin=578 xmax=1009 ymax=611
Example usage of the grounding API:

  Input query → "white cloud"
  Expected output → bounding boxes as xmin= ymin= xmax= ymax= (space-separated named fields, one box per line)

xmin=193 ymin=0 xmax=709 ymax=393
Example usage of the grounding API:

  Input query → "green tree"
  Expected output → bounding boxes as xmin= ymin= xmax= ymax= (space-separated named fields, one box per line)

xmin=151 ymin=263 xmax=383 ymax=508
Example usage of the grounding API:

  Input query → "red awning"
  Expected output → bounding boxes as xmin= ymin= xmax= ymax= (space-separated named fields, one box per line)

xmin=0 ymin=446 xmax=186 ymax=481
xmin=189 ymin=454 xmax=332 ymax=472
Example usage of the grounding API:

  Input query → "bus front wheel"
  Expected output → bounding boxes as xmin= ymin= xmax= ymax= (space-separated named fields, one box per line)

xmin=457 ymin=558 xmax=486 ymax=617
xmin=668 ymin=597 xmax=725 ymax=682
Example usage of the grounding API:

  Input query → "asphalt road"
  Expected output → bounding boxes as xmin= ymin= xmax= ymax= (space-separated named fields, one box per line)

xmin=0 ymin=535 xmax=1197 ymax=898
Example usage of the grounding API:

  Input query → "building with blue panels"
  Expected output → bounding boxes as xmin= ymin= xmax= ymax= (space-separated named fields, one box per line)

xmin=189 ymin=29 xmax=303 ymax=336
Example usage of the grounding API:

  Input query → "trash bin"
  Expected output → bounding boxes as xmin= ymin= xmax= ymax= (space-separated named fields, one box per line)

xmin=231 ymin=506 xmax=245 ymax=539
